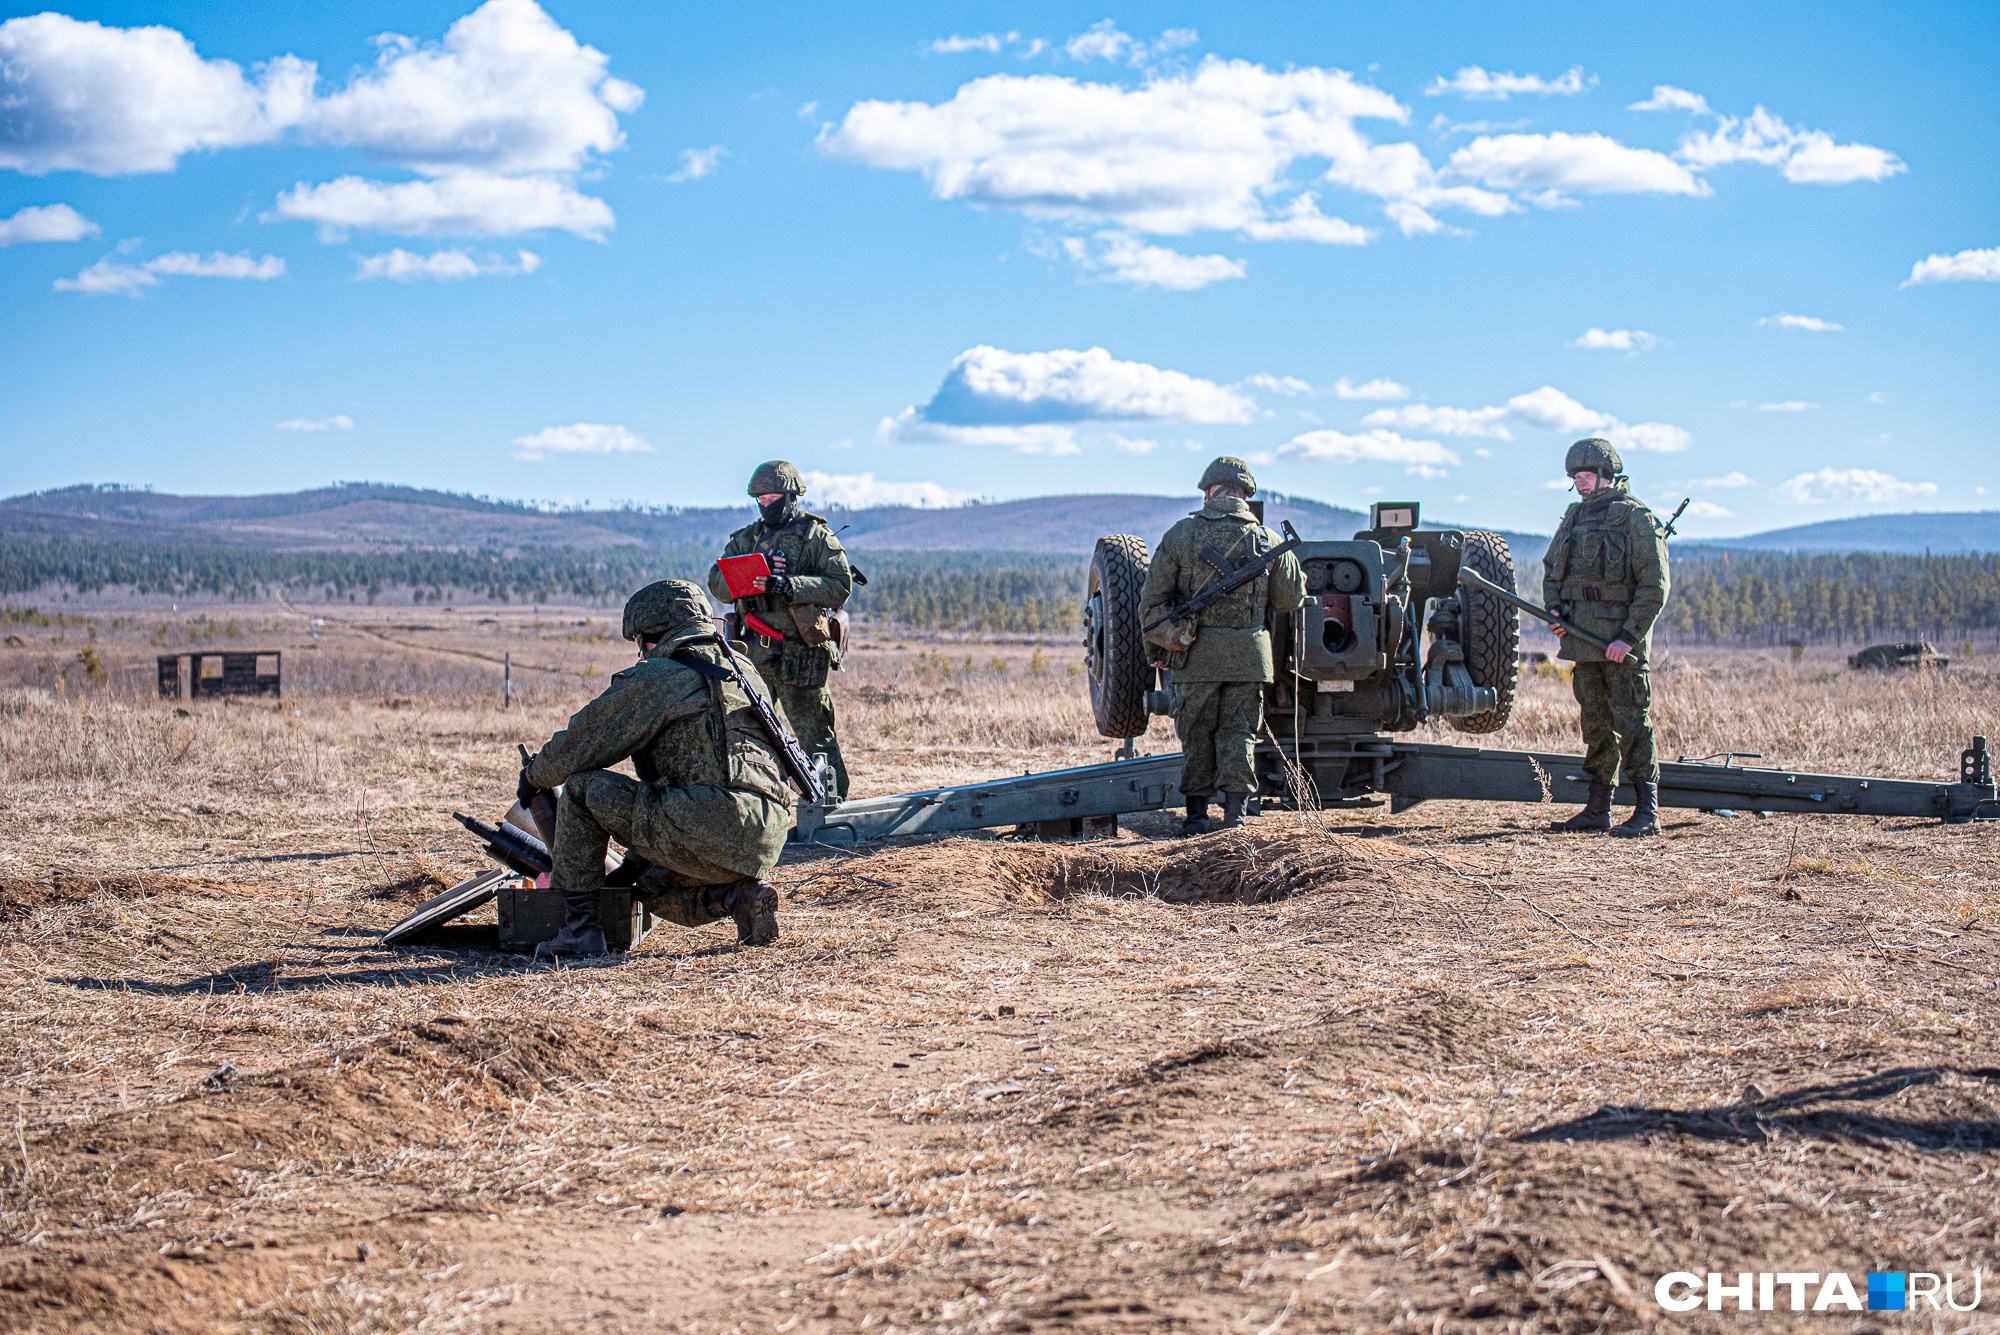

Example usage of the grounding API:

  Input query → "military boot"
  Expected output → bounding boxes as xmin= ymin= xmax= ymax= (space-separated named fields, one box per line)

xmin=1179 ymin=798 xmax=1210 ymax=838
xmin=1218 ymin=792 xmax=1248 ymax=830
xmin=723 ymin=880 xmax=780 ymax=946
xmin=534 ymin=892 xmax=608 ymax=961
xmin=1610 ymin=781 xmax=1661 ymax=838
xmin=1549 ymin=780 xmax=1612 ymax=833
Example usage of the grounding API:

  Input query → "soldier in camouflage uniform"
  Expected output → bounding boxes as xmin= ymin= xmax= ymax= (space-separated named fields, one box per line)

xmin=1140 ymin=458 xmax=1307 ymax=836
xmin=707 ymin=462 xmax=854 ymax=800
xmin=1544 ymin=438 xmax=1671 ymax=838
xmin=518 ymin=580 xmax=794 ymax=958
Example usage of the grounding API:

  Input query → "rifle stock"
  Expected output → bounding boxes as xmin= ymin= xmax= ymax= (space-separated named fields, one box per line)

xmin=1456 ymin=567 xmax=1620 ymax=654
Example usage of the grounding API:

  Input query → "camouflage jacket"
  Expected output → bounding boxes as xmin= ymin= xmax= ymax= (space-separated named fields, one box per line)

xmin=1138 ymin=497 xmax=1306 ymax=682
xmin=706 ymin=511 xmax=853 ymax=666
xmin=524 ymin=625 xmax=792 ymax=873
xmin=1542 ymin=483 xmax=1670 ymax=663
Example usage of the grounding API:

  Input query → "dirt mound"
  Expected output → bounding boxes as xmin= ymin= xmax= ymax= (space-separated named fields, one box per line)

xmin=795 ymin=826 xmax=1438 ymax=912
xmin=0 ymin=872 xmax=286 ymax=920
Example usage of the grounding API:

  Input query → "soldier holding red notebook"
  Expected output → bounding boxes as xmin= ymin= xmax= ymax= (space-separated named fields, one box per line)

xmin=706 ymin=461 xmax=854 ymax=799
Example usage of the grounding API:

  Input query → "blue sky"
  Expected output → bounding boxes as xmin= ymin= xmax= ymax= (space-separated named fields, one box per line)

xmin=1 ymin=0 xmax=1994 ymax=537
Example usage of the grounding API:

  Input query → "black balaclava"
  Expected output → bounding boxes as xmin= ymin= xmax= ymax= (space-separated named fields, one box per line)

xmin=759 ymin=495 xmax=798 ymax=529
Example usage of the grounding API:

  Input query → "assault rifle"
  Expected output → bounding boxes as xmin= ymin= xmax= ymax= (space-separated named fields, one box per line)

xmin=1456 ymin=567 xmax=1624 ymax=656
xmin=1142 ymin=520 xmax=1304 ymax=635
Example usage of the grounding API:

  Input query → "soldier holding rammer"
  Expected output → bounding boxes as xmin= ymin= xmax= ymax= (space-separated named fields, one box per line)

xmin=1141 ymin=457 xmax=1306 ymax=836
xmin=1544 ymin=438 xmax=1671 ymax=838
xmin=517 ymin=580 xmax=793 ymax=959
xmin=707 ymin=462 xmax=854 ymax=799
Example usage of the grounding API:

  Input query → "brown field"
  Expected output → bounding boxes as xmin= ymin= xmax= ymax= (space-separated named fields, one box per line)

xmin=1 ymin=600 xmax=1997 ymax=1333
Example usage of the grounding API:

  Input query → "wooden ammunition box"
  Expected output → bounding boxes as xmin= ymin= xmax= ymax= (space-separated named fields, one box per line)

xmin=497 ymin=885 xmax=654 ymax=953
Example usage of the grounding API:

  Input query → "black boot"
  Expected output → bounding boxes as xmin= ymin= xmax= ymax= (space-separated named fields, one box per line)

xmin=723 ymin=880 xmax=780 ymax=946
xmin=534 ymin=891 xmax=608 ymax=960
xmin=1610 ymin=781 xmax=1660 ymax=837
xmin=1219 ymin=792 xmax=1248 ymax=830
xmin=1549 ymin=780 xmax=1612 ymax=833
xmin=1178 ymin=798 xmax=1210 ymax=837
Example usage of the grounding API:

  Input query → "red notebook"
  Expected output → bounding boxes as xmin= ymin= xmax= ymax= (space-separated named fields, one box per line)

xmin=716 ymin=553 xmax=771 ymax=599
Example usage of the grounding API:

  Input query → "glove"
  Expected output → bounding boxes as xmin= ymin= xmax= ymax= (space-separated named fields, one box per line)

xmin=517 ymin=764 xmax=541 ymax=808
xmin=765 ymin=574 xmax=794 ymax=598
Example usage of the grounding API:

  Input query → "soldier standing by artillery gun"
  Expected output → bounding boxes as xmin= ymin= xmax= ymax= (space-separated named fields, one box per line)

xmin=1544 ymin=438 xmax=1671 ymax=838
xmin=708 ymin=461 xmax=854 ymax=800
xmin=1140 ymin=457 xmax=1306 ymax=836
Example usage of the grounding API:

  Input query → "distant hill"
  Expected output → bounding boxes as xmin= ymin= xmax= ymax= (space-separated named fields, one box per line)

xmin=0 ymin=482 xmax=1544 ymax=558
xmin=1703 ymin=510 xmax=2000 ymax=554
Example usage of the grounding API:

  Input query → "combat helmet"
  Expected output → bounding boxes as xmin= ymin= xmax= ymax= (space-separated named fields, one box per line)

xmin=1564 ymin=438 xmax=1623 ymax=479
xmin=747 ymin=460 xmax=806 ymax=497
xmin=1198 ymin=456 xmax=1257 ymax=495
xmin=622 ymin=579 xmax=712 ymax=644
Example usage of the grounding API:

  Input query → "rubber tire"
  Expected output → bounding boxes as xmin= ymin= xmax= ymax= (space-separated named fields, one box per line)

xmin=1086 ymin=535 xmax=1152 ymax=738
xmin=1449 ymin=529 xmax=1520 ymax=735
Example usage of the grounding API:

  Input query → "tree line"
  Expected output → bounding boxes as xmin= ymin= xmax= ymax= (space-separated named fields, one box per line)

xmin=1664 ymin=551 xmax=2000 ymax=646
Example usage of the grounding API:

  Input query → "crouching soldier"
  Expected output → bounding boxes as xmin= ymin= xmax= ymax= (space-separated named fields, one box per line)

xmin=518 ymin=580 xmax=795 ymax=958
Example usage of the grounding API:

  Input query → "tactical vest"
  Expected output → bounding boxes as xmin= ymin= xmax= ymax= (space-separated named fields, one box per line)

xmin=1550 ymin=498 xmax=1649 ymax=605
xmin=631 ymin=645 xmax=793 ymax=806
xmin=1183 ymin=517 xmax=1272 ymax=629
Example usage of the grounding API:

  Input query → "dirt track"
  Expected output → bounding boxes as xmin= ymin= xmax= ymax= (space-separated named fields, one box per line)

xmin=2 ymin=805 xmax=1996 ymax=1333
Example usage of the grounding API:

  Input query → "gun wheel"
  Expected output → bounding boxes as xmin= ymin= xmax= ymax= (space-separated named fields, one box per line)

xmin=1450 ymin=529 xmax=1519 ymax=735
xmin=1085 ymin=535 xmax=1152 ymax=738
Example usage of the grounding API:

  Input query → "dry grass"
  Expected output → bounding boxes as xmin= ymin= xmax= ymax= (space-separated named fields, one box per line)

xmin=0 ymin=601 xmax=1996 ymax=1333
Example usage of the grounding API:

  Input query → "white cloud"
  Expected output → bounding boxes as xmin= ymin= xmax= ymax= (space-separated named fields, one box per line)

xmin=353 ymin=247 xmax=540 ymax=280
xmin=929 ymin=33 xmax=1007 ymax=55
xmin=877 ymin=412 xmax=1080 ymax=454
xmin=1629 ymin=85 xmax=1711 ymax=115
xmin=1753 ymin=400 xmax=1818 ymax=412
xmin=1364 ymin=384 xmax=1688 ymax=453
xmin=1683 ymin=500 xmax=1733 ymax=518
xmin=797 ymin=101 xmax=818 ymax=120
xmin=53 ymin=249 xmax=285 ymax=294
xmin=1675 ymin=105 xmax=1902 ymax=185
xmin=1238 ymin=193 xmax=1372 ymax=244
xmin=1447 ymin=132 xmax=1708 ymax=200
xmin=1278 ymin=428 xmax=1461 ymax=471
xmin=1333 ymin=376 xmax=1409 ymax=400
xmin=800 ymin=470 xmax=974 ymax=508
xmin=1903 ymin=246 xmax=2000 ymax=287
xmin=1759 ymin=312 xmax=1843 ymax=332
xmin=1061 ymin=231 xmax=1246 ymax=289
xmin=1363 ymin=402 xmax=1511 ymax=438
xmin=667 ymin=144 xmax=728 ymax=183
xmin=904 ymin=345 xmax=1258 ymax=428
xmin=1566 ymin=327 xmax=1659 ymax=351
xmin=1425 ymin=65 xmax=1594 ymax=100
xmin=1692 ymin=471 xmax=1755 ymax=488
xmin=0 ymin=203 xmax=99 ymax=245
xmin=1773 ymin=468 xmax=1936 ymax=506
xmin=271 ymin=171 xmax=614 ymax=240
xmin=1064 ymin=21 xmax=1134 ymax=62
xmin=1605 ymin=421 xmax=1691 ymax=454
xmin=1108 ymin=433 xmax=1160 ymax=453
xmin=1544 ymin=478 xmax=1574 ymax=490
xmin=276 ymin=414 xmax=355 ymax=431
xmin=1866 ymin=391 xmax=1888 ymax=405
xmin=1247 ymin=374 xmax=1314 ymax=397
xmin=510 ymin=422 xmax=652 ymax=461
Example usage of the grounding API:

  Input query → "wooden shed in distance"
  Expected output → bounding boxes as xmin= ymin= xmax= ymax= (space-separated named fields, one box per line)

xmin=157 ymin=651 xmax=281 ymax=699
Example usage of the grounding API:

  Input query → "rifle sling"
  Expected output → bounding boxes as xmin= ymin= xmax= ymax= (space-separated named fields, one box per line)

xmin=671 ymin=647 xmax=826 ymax=805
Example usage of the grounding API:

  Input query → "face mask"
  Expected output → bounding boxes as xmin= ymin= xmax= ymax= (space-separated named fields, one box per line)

xmin=759 ymin=495 xmax=797 ymax=528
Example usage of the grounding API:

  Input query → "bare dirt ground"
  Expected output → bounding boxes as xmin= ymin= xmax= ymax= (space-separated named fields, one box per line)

xmin=1 ymin=600 xmax=1997 ymax=1333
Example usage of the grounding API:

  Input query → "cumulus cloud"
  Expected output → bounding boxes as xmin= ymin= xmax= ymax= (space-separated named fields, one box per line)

xmin=1759 ymin=313 xmax=1843 ymax=332
xmin=1247 ymin=373 xmax=1314 ymax=397
xmin=1278 ymin=428 xmax=1461 ymax=472
xmin=276 ymin=415 xmax=354 ymax=431
xmin=1064 ymin=21 xmax=1134 ymax=62
xmin=1 ymin=2 xmax=640 ymax=240
xmin=1333 ymin=376 xmax=1409 ymax=400
xmin=1425 ymin=65 xmax=1594 ymax=100
xmin=1903 ymin=246 xmax=2000 ymax=287
xmin=353 ymin=247 xmax=540 ymax=280
xmin=1673 ymin=104 xmax=1902 ymax=185
xmin=53 ymin=249 xmax=285 ymax=294
xmin=1238 ymin=193 xmax=1372 ymax=244
xmin=1061 ymin=231 xmax=1246 ymax=289
xmin=801 ymin=470 xmax=974 ymax=508
xmin=1772 ymin=468 xmax=1936 ymax=506
xmin=1447 ymin=132 xmax=1707 ymax=201
xmin=1629 ymin=85 xmax=1711 ymax=115
xmin=1566 ymin=327 xmax=1658 ymax=351
xmin=1682 ymin=500 xmax=1733 ymax=518
xmin=877 ymin=413 xmax=1081 ymax=454
xmin=666 ymin=144 xmax=728 ymax=183
xmin=0 ymin=203 xmax=99 ymax=245
xmin=1753 ymin=400 xmax=1818 ymax=412
xmin=1692 ymin=471 xmax=1755 ymax=488
xmin=929 ymin=33 xmax=1009 ymax=55
xmin=511 ymin=422 xmax=652 ymax=461
xmin=1109 ymin=433 xmax=1160 ymax=453
xmin=1364 ymin=385 xmax=1689 ymax=453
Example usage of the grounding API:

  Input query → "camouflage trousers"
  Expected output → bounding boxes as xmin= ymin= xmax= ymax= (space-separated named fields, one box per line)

xmin=1570 ymin=660 xmax=1659 ymax=789
xmin=1172 ymin=679 xmax=1265 ymax=800
xmin=552 ymin=770 xmax=755 ymax=929
xmin=756 ymin=661 xmax=849 ymax=800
